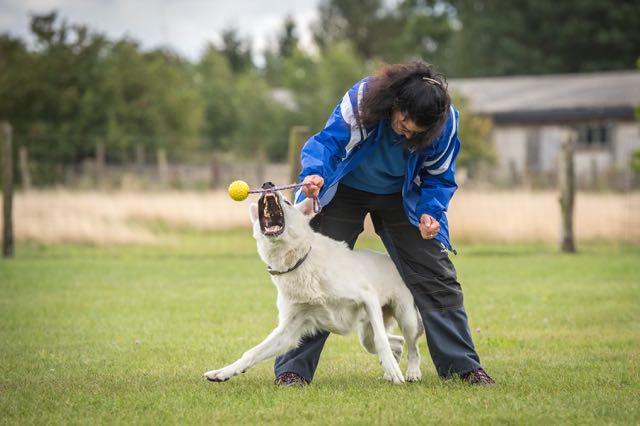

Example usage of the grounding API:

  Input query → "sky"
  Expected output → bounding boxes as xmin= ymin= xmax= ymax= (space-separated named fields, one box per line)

xmin=0 ymin=0 xmax=321 ymax=64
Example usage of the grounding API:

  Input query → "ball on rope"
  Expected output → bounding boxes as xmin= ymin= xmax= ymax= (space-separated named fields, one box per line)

xmin=228 ymin=180 xmax=250 ymax=201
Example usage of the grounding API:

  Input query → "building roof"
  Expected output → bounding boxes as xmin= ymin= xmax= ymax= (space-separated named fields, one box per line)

xmin=448 ymin=70 xmax=640 ymax=123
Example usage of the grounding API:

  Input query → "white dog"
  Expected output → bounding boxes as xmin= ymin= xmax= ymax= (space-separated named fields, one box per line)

xmin=204 ymin=189 xmax=424 ymax=384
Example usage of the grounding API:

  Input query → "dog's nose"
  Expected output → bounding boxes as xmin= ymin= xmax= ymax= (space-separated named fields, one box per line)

xmin=261 ymin=182 xmax=276 ymax=190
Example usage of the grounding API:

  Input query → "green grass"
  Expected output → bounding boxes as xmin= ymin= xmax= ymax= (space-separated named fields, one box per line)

xmin=1 ymin=230 xmax=639 ymax=425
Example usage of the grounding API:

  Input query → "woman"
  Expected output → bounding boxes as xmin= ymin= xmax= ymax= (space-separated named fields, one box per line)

xmin=275 ymin=61 xmax=494 ymax=386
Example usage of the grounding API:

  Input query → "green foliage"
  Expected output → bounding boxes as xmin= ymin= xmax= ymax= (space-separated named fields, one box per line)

xmin=218 ymin=26 xmax=253 ymax=73
xmin=0 ymin=35 xmax=35 ymax=131
xmin=444 ymin=0 xmax=640 ymax=77
xmin=452 ymin=94 xmax=495 ymax=171
xmin=228 ymin=71 xmax=291 ymax=160
xmin=0 ymin=12 xmax=204 ymax=177
xmin=313 ymin=0 xmax=386 ymax=59
xmin=263 ymin=39 xmax=369 ymax=158
xmin=308 ymin=0 xmax=640 ymax=77
xmin=5 ymin=1 xmax=636 ymax=175
xmin=263 ymin=17 xmax=301 ymax=87
xmin=195 ymin=46 xmax=236 ymax=151
xmin=278 ymin=15 xmax=299 ymax=59
xmin=101 ymin=41 xmax=204 ymax=157
xmin=632 ymin=150 xmax=640 ymax=173
xmin=312 ymin=0 xmax=456 ymax=63
xmin=286 ymin=41 xmax=369 ymax=133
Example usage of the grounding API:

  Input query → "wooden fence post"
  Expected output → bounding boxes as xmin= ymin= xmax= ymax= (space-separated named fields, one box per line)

xmin=157 ymin=148 xmax=168 ymax=186
xmin=288 ymin=126 xmax=310 ymax=184
xmin=2 ymin=122 xmax=14 ymax=258
xmin=210 ymin=152 xmax=221 ymax=189
xmin=18 ymin=146 xmax=31 ymax=191
xmin=96 ymin=140 xmax=105 ymax=188
xmin=589 ymin=157 xmax=598 ymax=189
xmin=559 ymin=129 xmax=576 ymax=253
xmin=135 ymin=143 xmax=145 ymax=174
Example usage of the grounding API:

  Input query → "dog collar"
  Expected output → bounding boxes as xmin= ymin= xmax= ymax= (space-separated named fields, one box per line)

xmin=267 ymin=247 xmax=312 ymax=276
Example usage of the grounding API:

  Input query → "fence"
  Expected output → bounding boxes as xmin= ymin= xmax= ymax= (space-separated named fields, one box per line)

xmin=9 ymin=127 xmax=314 ymax=191
xmin=4 ymin=128 xmax=639 ymax=192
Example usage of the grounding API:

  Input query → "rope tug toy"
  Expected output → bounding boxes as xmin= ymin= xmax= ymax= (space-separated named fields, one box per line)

xmin=227 ymin=180 xmax=320 ymax=212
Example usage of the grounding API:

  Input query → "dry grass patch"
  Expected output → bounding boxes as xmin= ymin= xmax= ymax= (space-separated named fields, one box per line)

xmin=448 ymin=190 xmax=640 ymax=243
xmin=10 ymin=190 xmax=249 ymax=245
xmin=4 ymin=189 xmax=639 ymax=245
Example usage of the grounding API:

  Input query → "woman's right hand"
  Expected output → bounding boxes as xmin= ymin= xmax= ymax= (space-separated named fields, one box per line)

xmin=302 ymin=175 xmax=324 ymax=198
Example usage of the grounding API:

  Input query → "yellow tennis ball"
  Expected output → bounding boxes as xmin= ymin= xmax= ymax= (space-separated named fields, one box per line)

xmin=228 ymin=180 xmax=250 ymax=201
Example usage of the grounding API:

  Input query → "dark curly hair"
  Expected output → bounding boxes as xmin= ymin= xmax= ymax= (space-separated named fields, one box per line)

xmin=359 ymin=61 xmax=451 ymax=151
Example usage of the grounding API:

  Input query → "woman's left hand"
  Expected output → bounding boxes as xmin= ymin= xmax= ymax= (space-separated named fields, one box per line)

xmin=419 ymin=214 xmax=440 ymax=240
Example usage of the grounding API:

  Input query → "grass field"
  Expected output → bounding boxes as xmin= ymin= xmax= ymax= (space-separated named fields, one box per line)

xmin=1 ymin=230 xmax=639 ymax=425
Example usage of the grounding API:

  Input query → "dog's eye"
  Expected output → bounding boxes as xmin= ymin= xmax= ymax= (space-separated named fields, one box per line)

xmin=283 ymin=200 xmax=291 ymax=206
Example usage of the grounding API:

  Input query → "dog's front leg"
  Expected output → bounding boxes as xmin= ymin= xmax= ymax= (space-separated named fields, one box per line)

xmin=362 ymin=295 xmax=405 ymax=384
xmin=204 ymin=318 xmax=305 ymax=382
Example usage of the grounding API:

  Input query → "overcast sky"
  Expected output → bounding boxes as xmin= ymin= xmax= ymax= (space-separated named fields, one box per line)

xmin=0 ymin=0 xmax=320 ymax=64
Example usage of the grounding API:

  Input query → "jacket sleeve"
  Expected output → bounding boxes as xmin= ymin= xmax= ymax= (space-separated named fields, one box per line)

xmin=299 ymin=79 xmax=368 ymax=181
xmin=415 ymin=105 xmax=461 ymax=222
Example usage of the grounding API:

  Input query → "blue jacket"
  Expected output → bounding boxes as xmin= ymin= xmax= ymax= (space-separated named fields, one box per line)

xmin=295 ymin=78 xmax=461 ymax=251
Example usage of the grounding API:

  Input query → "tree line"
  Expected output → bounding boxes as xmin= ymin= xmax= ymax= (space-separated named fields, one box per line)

xmin=0 ymin=0 xmax=638 ymax=183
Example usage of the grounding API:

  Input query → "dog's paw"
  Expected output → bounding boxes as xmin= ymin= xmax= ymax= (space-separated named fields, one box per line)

xmin=406 ymin=366 xmax=422 ymax=382
xmin=203 ymin=368 xmax=234 ymax=382
xmin=382 ymin=367 xmax=405 ymax=385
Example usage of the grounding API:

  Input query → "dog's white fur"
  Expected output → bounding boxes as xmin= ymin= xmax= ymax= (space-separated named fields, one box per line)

xmin=204 ymin=194 xmax=424 ymax=384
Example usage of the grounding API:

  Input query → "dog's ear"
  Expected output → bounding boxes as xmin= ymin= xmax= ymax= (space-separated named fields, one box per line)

xmin=295 ymin=197 xmax=316 ymax=218
xmin=249 ymin=203 xmax=259 ymax=223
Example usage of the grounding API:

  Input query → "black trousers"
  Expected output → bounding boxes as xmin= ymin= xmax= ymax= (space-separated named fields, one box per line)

xmin=274 ymin=184 xmax=481 ymax=382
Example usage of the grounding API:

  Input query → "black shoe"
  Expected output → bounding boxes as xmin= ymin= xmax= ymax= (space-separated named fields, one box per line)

xmin=275 ymin=372 xmax=308 ymax=387
xmin=461 ymin=368 xmax=496 ymax=386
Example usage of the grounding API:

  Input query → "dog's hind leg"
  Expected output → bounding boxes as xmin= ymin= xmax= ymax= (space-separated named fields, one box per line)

xmin=387 ymin=335 xmax=404 ymax=362
xmin=360 ymin=323 xmax=403 ymax=363
xmin=394 ymin=303 xmax=424 ymax=382
xmin=362 ymin=295 xmax=405 ymax=384
xmin=382 ymin=305 xmax=404 ymax=361
xmin=358 ymin=322 xmax=377 ymax=355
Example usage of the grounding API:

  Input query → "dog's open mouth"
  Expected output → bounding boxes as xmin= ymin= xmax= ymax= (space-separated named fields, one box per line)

xmin=258 ymin=191 xmax=285 ymax=237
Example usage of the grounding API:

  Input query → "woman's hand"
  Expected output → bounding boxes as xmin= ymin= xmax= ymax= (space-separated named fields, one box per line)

xmin=419 ymin=214 xmax=440 ymax=240
xmin=302 ymin=175 xmax=324 ymax=198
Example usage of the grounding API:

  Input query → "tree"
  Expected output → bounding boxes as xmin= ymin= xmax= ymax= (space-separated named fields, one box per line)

xmin=16 ymin=12 xmax=111 ymax=162
xmin=196 ymin=45 xmax=237 ymax=151
xmin=0 ymin=12 xmax=204 ymax=181
xmin=278 ymin=15 xmax=299 ymax=58
xmin=227 ymin=70 xmax=291 ymax=160
xmin=0 ymin=35 xmax=34 ymax=132
xmin=632 ymin=150 xmax=640 ymax=174
xmin=312 ymin=42 xmax=369 ymax=130
xmin=451 ymin=94 xmax=494 ymax=174
xmin=263 ymin=16 xmax=301 ymax=86
xmin=278 ymin=41 xmax=368 ymax=135
xmin=311 ymin=0 xmax=456 ymax=64
xmin=312 ymin=0 xmax=387 ymax=59
xmin=218 ymin=27 xmax=253 ymax=73
xmin=444 ymin=0 xmax=640 ymax=77
xmin=395 ymin=0 xmax=456 ymax=65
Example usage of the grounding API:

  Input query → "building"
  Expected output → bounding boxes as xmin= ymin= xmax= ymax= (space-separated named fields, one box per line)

xmin=449 ymin=71 xmax=640 ymax=188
